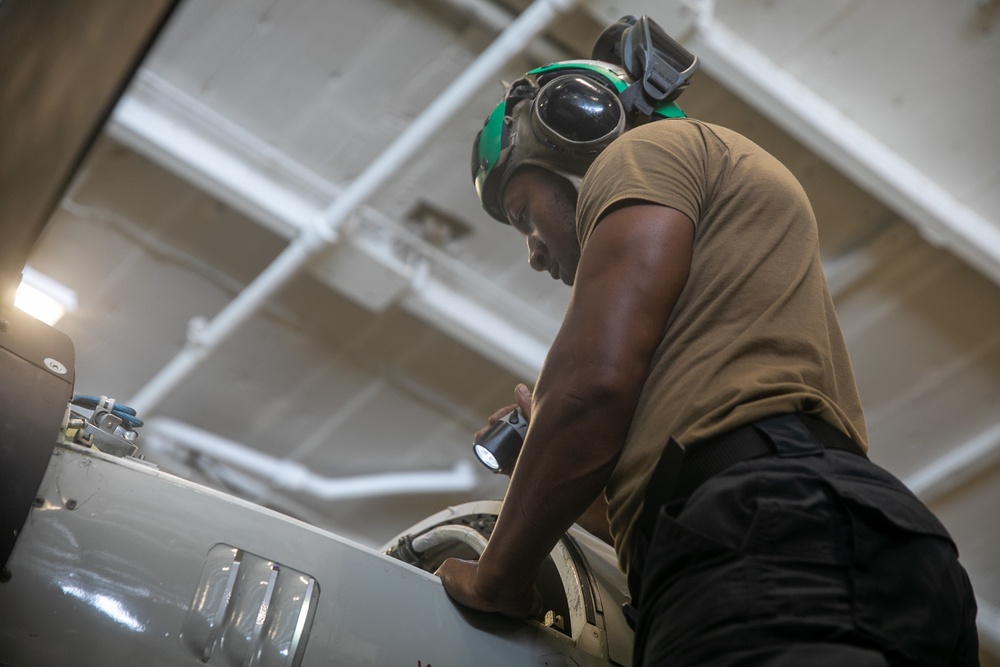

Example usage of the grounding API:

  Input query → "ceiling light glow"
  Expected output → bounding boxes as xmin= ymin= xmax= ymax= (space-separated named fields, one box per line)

xmin=14 ymin=267 xmax=77 ymax=326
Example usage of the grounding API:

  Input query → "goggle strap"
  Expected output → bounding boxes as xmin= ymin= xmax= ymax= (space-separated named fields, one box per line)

xmin=618 ymin=81 xmax=654 ymax=119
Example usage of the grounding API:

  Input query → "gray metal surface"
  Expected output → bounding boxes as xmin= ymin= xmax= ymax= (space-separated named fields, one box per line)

xmin=0 ymin=443 xmax=631 ymax=666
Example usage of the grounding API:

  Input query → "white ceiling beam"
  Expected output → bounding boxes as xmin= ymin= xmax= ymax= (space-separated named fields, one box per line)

xmin=403 ymin=273 xmax=549 ymax=379
xmin=109 ymin=17 xmax=567 ymax=414
xmin=904 ymin=418 xmax=1000 ymax=503
xmin=119 ymin=0 xmax=576 ymax=414
xmin=685 ymin=12 xmax=1000 ymax=286
xmin=582 ymin=0 xmax=1000 ymax=288
xmin=108 ymin=70 xmax=330 ymax=240
xmin=112 ymin=70 xmax=553 ymax=375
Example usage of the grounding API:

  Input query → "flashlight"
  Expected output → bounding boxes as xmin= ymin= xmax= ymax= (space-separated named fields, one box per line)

xmin=473 ymin=408 xmax=528 ymax=475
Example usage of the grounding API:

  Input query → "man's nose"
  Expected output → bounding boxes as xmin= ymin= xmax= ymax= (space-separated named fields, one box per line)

xmin=527 ymin=237 xmax=548 ymax=272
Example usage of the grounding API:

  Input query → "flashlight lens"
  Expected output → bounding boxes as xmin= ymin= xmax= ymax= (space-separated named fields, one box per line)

xmin=474 ymin=444 xmax=500 ymax=471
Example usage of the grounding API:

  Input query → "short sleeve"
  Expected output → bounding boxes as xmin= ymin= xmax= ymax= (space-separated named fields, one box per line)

xmin=576 ymin=119 xmax=714 ymax=247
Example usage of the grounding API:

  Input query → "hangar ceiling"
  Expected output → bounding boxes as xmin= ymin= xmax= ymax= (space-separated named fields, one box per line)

xmin=17 ymin=0 xmax=1000 ymax=659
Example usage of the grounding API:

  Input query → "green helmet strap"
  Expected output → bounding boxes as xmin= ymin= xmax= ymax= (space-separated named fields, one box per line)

xmin=472 ymin=101 xmax=508 ymax=214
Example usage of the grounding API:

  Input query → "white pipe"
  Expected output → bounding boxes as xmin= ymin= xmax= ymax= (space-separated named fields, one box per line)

xmin=410 ymin=524 xmax=489 ymax=555
xmin=308 ymin=0 xmax=574 ymax=251
xmin=127 ymin=225 xmax=327 ymax=415
xmin=439 ymin=0 xmax=566 ymax=64
xmin=402 ymin=277 xmax=549 ymax=379
xmin=143 ymin=417 xmax=479 ymax=500
xmin=111 ymin=71 xmax=556 ymax=381
xmin=127 ymin=0 xmax=576 ymax=415
xmin=903 ymin=419 xmax=1000 ymax=502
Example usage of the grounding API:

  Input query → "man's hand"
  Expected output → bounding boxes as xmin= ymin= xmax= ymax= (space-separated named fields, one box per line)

xmin=476 ymin=382 xmax=614 ymax=544
xmin=474 ymin=383 xmax=533 ymax=444
xmin=435 ymin=557 xmax=542 ymax=619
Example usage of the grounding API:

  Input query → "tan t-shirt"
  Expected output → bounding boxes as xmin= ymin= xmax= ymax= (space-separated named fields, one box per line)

xmin=576 ymin=118 xmax=868 ymax=571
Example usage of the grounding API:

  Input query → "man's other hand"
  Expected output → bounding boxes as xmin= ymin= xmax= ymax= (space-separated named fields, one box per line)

xmin=435 ymin=557 xmax=542 ymax=619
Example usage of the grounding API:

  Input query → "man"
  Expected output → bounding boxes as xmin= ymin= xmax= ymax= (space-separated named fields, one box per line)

xmin=436 ymin=16 xmax=979 ymax=666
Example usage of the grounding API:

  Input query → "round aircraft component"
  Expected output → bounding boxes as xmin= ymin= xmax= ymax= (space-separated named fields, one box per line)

xmin=383 ymin=500 xmax=634 ymax=665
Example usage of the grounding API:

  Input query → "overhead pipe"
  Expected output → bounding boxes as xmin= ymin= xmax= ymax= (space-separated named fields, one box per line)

xmin=111 ymin=74 xmax=553 ymax=379
xmin=439 ymin=0 xmax=566 ymax=64
xmin=127 ymin=0 xmax=577 ymax=416
xmin=143 ymin=418 xmax=479 ymax=500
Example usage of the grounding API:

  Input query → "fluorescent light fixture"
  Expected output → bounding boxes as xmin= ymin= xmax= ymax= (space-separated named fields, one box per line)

xmin=14 ymin=266 xmax=78 ymax=325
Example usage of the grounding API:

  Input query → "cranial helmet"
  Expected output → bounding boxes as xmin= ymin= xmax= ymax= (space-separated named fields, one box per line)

xmin=471 ymin=15 xmax=698 ymax=223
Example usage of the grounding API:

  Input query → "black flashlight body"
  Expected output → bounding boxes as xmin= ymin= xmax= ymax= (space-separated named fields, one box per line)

xmin=473 ymin=408 xmax=528 ymax=475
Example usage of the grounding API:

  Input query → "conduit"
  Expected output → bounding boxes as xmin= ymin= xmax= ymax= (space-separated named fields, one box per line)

xmin=143 ymin=418 xmax=479 ymax=500
xmin=128 ymin=0 xmax=577 ymax=416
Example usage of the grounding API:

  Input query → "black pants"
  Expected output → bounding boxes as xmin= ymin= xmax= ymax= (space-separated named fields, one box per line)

xmin=629 ymin=417 xmax=980 ymax=666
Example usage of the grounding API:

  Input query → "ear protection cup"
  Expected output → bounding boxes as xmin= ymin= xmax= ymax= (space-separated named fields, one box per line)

xmin=592 ymin=15 xmax=699 ymax=115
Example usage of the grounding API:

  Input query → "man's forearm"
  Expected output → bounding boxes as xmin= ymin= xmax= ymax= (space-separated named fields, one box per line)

xmin=453 ymin=206 xmax=694 ymax=609
xmin=472 ymin=383 xmax=630 ymax=599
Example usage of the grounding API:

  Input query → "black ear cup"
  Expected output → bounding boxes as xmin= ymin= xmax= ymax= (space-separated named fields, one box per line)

xmin=590 ymin=15 xmax=698 ymax=115
xmin=591 ymin=15 xmax=638 ymax=67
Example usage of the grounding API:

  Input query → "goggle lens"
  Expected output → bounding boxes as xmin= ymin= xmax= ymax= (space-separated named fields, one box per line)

xmin=533 ymin=74 xmax=624 ymax=151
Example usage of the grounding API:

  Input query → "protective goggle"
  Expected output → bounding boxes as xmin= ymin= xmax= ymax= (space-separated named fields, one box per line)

xmin=472 ymin=15 xmax=698 ymax=224
xmin=473 ymin=61 xmax=686 ymax=223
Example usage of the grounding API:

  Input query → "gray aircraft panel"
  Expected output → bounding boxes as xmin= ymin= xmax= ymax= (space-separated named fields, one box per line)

xmin=0 ymin=442 xmax=632 ymax=666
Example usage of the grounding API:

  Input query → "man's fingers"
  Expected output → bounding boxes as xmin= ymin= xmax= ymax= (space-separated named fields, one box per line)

xmin=489 ymin=403 xmax=518 ymax=423
xmin=515 ymin=383 xmax=532 ymax=420
xmin=473 ymin=403 xmax=518 ymax=441
xmin=436 ymin=558 xmax=542 ymax=620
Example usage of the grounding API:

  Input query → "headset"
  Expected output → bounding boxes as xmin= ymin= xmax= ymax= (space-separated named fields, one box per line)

xmin=472 ymin=15 xmax=699 ymax=223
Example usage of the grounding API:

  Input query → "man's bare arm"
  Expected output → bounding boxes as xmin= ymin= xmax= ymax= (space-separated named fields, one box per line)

xmin=437 ymin=204 xmax=694 ymax=616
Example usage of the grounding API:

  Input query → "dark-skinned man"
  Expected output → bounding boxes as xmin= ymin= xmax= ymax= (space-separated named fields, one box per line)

xmin=437 ymin=16 xmax=979 ymax=666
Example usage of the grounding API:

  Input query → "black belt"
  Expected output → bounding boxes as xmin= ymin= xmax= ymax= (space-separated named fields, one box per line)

xmin=637 ymin=414 xmax=866 ymax=538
